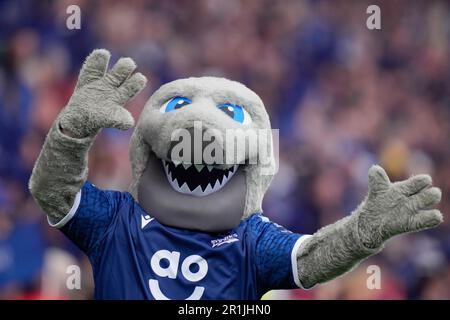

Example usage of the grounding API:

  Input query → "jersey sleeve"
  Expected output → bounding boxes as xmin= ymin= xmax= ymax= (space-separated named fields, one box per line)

xmin=247 ymin=214 xmax=311 ymax=292
xmin=48 ymin=182 xmax=126 ymax=255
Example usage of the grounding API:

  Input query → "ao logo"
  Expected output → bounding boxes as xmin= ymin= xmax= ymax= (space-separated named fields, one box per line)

xmin=149 ymin=250 xmax=208 ymax=300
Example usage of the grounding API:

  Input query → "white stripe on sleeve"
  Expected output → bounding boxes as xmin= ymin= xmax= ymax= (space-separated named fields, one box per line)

xmin=47 ymin=189 xmax=82 ymax=229
xmin=291 ymin=234 xmax=312 ymax=289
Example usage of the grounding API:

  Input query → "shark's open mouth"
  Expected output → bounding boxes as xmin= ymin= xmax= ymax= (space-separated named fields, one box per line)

xmin=162 ymin=160 xmax=239 ymax=196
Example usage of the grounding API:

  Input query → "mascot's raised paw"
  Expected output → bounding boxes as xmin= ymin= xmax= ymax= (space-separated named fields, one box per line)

xmin=295 ymin=164 xmax=444 ymax=289
xmin=357 ymin=165 xmax=443 ymax=249
xmin=58 ymin=49 xmax=147 ymax=138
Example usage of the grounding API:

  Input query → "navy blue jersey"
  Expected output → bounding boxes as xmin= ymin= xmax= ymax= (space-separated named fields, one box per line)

xmin=51 ymin=182 xmax=310 ymax=300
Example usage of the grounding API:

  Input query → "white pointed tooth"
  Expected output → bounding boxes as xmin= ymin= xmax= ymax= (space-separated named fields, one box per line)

xmin=233 ymin=165 xmax=239 ymax=172
xmin=212 ymin=179 xmax=221 ymax=191
xmin=182 ymin=163 xmax=191 ymax=170
xmin=221 ymin=174 xmax=229 ymax=186
xmin=172 ymin=160 xmax=181 ymax=167
xmin=203 ymin=183 xmax=213 ymax=195
xmin=207 ymin=165 xmax=214 ymax=172
xmin=191 ymin=185 xmax=204 ymax=196
xmin=194 ymin=164 xmax=204 ymax=172
xmin=180 ymin=182 xmax=191 ymax=193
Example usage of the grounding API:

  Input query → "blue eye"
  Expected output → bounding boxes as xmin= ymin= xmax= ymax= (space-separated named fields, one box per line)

xmin=217 ymin=103 xmax=251 ymax=124
xmin=160 ymin=96 xmax=192 ymax=113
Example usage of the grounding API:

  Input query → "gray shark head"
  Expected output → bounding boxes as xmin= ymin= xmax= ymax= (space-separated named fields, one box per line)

xmin=129 ymin=77 xmax=276 ymax=232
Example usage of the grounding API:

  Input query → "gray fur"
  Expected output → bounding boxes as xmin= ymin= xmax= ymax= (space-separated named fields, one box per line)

xmin=29 ymin=49 xmax=147 ymax=221
xmin=129 ymin=77 xmax=276 ymax=224
xmin=296 ymin=210 xmax=382 ymax=289
xmin=296 ymin=165 xmax=443 ymax=288
xmin=59 ymin=51 xmax=146 ymax=138
xmin=29 ymin=123 xmax=94 ymax=221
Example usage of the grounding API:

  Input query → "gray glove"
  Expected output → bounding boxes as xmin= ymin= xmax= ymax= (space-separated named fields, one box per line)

xmin=358 ymin=165 xmax=442 ymax=248
xmin=296 ymin=165 xmax=443 ymax=289
xmin=59 ymin=49 xmax=147 ymax=138
xmin=29 ymin=49 xmax=147 ymax=221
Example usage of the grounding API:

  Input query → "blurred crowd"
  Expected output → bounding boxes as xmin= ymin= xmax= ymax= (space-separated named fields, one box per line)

xmin=1 ymin=0 xmax=450 ymax=299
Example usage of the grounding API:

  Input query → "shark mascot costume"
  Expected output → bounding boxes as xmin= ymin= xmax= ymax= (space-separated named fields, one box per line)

xmin=29 ymin=49 xmax=443 ymax=300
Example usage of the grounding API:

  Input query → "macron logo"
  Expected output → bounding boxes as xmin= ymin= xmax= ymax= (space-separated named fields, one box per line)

xmin=211 ymin=233 xmax=239 ymax=248
xmin=141 ymin=215 xmax=154 ymax=229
